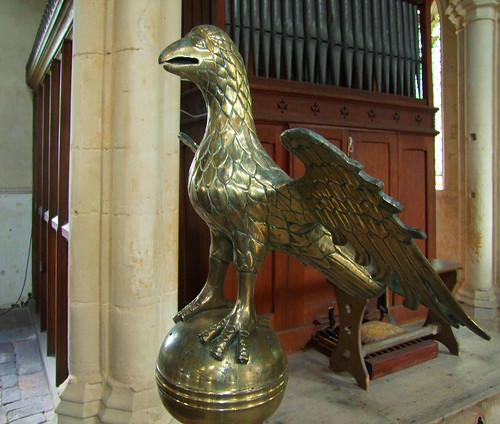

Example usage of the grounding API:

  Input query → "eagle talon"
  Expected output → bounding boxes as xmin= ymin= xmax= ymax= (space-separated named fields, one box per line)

xmin=175 ymin=291 xmax=233 ymax=324
xmin=258 ymin=316 xmax=271 ymax=327
xmin=199 ymin=319 xmax=227 ymax=344
xmin=202 ymin=307 xmax=258 ymax=362
xmin=210 ymin=324 xmax=237 ymax=360
xmin=173 ymin=301 xmax=201 ymax=323
xmin=237 ymin=330 xmax=250 ymax=364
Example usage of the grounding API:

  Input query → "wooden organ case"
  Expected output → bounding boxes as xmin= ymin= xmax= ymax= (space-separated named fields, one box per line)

xmin=178 ymin=0 xmax=436 ymax=352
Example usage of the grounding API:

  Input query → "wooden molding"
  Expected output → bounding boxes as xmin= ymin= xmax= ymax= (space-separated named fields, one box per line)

xmin=180 ymin=77 xmax=438 ymax=135
xmin=26 ymin=0 xmax=73 ymax=89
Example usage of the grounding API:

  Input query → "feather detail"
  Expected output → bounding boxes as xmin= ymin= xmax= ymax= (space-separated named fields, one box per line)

xmin=281 ymin=127 xmax=490 ymax=341
xmin=178 ymin=132 xmax=198 ymax=153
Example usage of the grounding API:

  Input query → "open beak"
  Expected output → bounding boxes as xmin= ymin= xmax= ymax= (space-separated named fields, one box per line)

xmin=158 ymin=37 xmax=199 ymax=74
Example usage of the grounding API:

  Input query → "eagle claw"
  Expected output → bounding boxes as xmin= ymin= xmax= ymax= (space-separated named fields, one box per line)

xmin=199 ymin=310 xmax=266 ymax=364
xmin=174 ymin=294 xmax=233 ymax=324
xmin=174 ymin=301 xmax=201 ymax=323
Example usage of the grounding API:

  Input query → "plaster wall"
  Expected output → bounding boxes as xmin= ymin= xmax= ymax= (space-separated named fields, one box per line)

xmin=0 ymin=0 xmax=45 ymax=308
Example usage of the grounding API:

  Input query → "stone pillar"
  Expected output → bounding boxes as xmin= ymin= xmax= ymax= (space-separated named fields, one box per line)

xmin=435 ymin=0 xmax=463 ymax=265
xmin=57 ymin=1 xmax=181 ymax=422
xmin=448 ymin=0 xmax=499 ymax=315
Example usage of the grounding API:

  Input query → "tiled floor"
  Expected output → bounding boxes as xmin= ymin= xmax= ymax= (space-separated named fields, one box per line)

xmin=0 ymin=307 xmax=54 ymax=424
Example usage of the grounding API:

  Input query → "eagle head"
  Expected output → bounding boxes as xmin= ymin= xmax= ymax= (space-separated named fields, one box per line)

xmin=159 ymin=25 xmax=246 ymax=89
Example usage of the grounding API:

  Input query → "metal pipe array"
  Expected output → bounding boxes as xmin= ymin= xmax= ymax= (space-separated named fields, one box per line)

xmin=225 ymin=0 xmax=422 ymax=97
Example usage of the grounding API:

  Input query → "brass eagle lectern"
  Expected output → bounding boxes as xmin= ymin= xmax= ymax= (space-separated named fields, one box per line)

xmin=156 ymin=25 xmax=489 ymax=423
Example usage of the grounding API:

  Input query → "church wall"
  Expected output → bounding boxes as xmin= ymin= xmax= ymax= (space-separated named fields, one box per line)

xmin=0 ymin=0 xmax=45 ymax=308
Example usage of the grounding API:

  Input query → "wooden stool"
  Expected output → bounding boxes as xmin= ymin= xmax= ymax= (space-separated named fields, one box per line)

xmin=314 ymin=260 xmax=461 ymax=390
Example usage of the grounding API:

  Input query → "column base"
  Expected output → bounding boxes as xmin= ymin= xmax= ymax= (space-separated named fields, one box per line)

xmin=56 ymin=376 xmax=102 ymax=423
xmin=97 ymin=378 xmax=169 ymax=423
xmin=456 ymin=286 xmax=498 ymax=320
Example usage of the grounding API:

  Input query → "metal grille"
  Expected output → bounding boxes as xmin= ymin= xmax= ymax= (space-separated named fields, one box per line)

xmin=225 ymin=0 xmax=423 ymax=98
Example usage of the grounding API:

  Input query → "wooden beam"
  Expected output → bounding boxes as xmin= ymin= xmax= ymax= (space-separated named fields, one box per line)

xmin=26 ymin=0 xmax=73 ymax=89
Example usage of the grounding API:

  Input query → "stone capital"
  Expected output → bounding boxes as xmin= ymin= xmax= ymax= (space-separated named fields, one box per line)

xmin=450 ymin=0 xmax=499 ymax=23
xmin=446 ymin=2 xmax=465 ymax=30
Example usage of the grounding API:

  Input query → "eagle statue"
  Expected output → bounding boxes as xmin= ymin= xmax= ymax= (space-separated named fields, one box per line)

xmin=159 ymin=25 xmax=489 ymax=364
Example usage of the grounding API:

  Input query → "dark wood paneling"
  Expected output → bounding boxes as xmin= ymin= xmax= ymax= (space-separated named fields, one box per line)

xmin=33 ymin=86 xmax=44 ymax=313
xmin=350 ymin=131 xmax=398 ymax=196
xmin=55 ymin=40 xmax=72 ymax=385
xmin=47 ymin=60 xmax=61 ymax=356
xmin=286 ymin=125 xmax=347 ymax=327
xmin=251 ymin=77 xmax=437 ymax=134
xmin=31 ymin=39 xmax=72 ymax=385
xmin=178 ymin=118 xmax=208 ymax=309
xmin=398 ymin=134 xmax=435 ymax=257
xmin=40 ymin=74 xmax=51 ymax=332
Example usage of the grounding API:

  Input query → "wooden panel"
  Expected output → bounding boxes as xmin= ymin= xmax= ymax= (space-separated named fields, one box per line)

xmin=32 ymin=86 xmax=44 ymax=313
xmin=286 ymin=125 xmax=347 ymax=326
xmin=178 ymin=120 xmax=208 ymax=309
xmin=40 ymin=74 xmax=51 ymax=332
xmin=397 ymin=135 xmax=435 ymax=257
xmin=352 ymin=130 xmax=399 ymax=313
xmin=350 ymin=130 xmax=398 ymax=197
xmin=399 ymin=147 xmax=427 ymax=252
xmin=47 ymin=60 xmax=61 ymax=356
xmin=365 ymin=339 xmax=438 ymax=379
xmin=274 ymin=256 xmax=305 ymax=331
xmin=31 ymin=41 xmax=72 ymax=384
xmin=251 ymin=77 xmax=437 ymax=134
xmin=390 ymin=133 xmax=435 ymax=319
xmin=183 ymin=0 xmax=215 ymax=34
xmin=55 ymin=40 xmax=72 ymax=385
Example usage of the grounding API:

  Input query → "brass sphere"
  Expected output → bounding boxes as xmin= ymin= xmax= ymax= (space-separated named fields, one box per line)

xmin=156 ymin=309 xmax=288 ymax=424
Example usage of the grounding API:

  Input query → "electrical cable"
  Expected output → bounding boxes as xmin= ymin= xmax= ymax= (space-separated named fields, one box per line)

xmin=181 ymin=108 xmax=207 ymax=119
xmin=0 ymin=233 xmax=32 ymax=316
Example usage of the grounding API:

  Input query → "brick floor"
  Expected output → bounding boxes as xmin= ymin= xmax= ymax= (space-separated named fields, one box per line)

xmin=0 ymin=308 xmax=54 ymax=424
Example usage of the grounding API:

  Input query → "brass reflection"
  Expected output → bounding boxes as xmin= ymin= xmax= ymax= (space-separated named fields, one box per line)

xmin=159 ymin=25 xmax=489 ymax=365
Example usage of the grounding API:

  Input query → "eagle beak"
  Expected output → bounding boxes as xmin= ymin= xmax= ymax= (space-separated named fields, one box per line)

xmin=158 ymin=37 xmax=199 ymax=74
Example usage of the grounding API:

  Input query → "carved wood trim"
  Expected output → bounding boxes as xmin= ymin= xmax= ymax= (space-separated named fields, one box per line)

xmin=249 ymin=77 xmax=438 ymax=135
xmin=26 ymin=0 xmax=73 ymax=89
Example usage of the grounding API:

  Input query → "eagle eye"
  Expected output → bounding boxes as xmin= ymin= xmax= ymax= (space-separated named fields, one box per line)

xmin=191 ymin=34 xmax=207 ymax=50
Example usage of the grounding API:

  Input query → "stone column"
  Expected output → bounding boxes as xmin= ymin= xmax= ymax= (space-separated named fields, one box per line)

xmin=57 ymin=1 xmax=181 ymax=422
xmin=435 ymin=0 xmax=463 ymax=264
xmin=56 ymin=1 xmax=108 ymax=421
xmin=448 ymin=0 xmax=499 ymax=315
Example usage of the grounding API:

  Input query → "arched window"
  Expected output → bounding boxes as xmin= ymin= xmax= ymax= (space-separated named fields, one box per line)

xmin=431 ymin=3 xmax=443 ymax=190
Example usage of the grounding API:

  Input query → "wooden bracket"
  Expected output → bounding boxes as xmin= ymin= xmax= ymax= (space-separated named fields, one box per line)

xmin=329 ymin=286 xmax=370 ymax=390
xmin=323 ymin=260 xmax=462 ymax=390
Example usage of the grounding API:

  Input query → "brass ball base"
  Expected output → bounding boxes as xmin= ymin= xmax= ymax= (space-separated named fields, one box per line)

xmin=156 ymin=309 xmax=288 ymax=424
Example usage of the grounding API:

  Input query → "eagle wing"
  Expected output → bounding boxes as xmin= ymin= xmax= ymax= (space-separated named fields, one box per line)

xmin=281 ymin=128 xmax=489 ymax=340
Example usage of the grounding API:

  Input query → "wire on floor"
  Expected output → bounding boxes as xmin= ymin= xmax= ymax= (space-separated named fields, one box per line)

xmin=0 ymin=233 xmax=32 ymax=316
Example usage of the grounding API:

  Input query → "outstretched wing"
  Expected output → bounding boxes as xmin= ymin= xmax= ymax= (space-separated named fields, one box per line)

xmin=281 ymin=128 xmax=489 ymax=341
